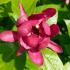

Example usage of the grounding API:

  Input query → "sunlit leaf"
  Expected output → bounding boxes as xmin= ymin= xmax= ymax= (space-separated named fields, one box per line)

xmin=21 ymin=0 xmax=38 ymax=16
xmin=47 ymin=12 xmax=58 ymax=26
xmin=41 ymin=48 xmax=63 ymax=70
xmin=0 ymin=0 xmax=10 ymax=4
xmin=64 ymin=62 xmax=70 ymax=70
xmin=0 ymin=0 xmax=19 ymax=19
xmin=64 ymin=19 xmax=70 ymax=36
xmin=0 ymin=0 xmax=38 ymax=19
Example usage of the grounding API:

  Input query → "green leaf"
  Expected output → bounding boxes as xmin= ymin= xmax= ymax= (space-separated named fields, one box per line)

xmin=64 ymin=20 xmax=70 ymax=36
xmin=0 ymin=0 xmax=20 ymax=19
xmin=41 ymin=48 xmax=63 ymax=70
xmin=0 ymin=0 xmax=10 ymax=4
xmin=12 ymin=25 xmax=17 ymax=31
xmin=0 ymin=42 xmax=27 ymax=70
xmin=10 ymin=0 xmax=20 ymax=19
xmin=21 ymin=0 xmax=38 ymax=16
xmin=0 ymin=42 xmax=16 ymax=70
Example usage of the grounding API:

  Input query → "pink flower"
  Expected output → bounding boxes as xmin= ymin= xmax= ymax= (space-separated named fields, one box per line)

xmin=0 ymin=2 xmax=63 ymax=65
xmin=65 ymin=0 xmax=70 ymax=5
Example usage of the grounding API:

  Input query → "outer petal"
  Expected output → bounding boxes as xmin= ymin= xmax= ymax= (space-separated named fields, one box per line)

xmin=28 ymin=13 xmax=45 ymax=20
xmin=50 ymin=24 xmax=60 ymax=38
xmin=30 ymin=19 xmax=43 ymax=26
xmin=19 ymin=37 xmax=30 ymax=49
xmin=17 ymin=2 xmax=28 ymax=27
xmin=18 ymin=21 xmax=32 ymax=36
xmin=42 ymin=8 xmax=56 ymax=18
xmin=19 ymin=2 xmax=28 ymax=20
xmin=0 ymin=31 xmax=18 ymax=42
xmin=28 ymin=49 xmax=44 ymax=65
xmin=26 ymin=20 xmax=39 ymax=26
xmin=16 ymin=45 xmax=25 ymax=56
xmin=17 ymin=16 xmax=39 ymax=27
xmin=39 ymin=22 xmax=51 ymax=36
xmin=47 ymin=41 xmax=63 ymax=53
xmin=39 ymin=37 xmax=50 ymax=49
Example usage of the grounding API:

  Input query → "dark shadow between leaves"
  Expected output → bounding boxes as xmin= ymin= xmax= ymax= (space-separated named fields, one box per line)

xmin=52 ymin=33 xmax=70 ymax=64
xmin=0 ymin=1 xmax=16 ymax=31
xmin=37 ymin=0 xmax=65 ymax=6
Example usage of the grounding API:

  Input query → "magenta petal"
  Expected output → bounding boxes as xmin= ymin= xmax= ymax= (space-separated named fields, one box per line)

xmin=26 ymin=34 xmax=39 ymax=48
xmin=19 ymin=2 xmax=28 ymax=19
xmin=39 ymin=37 xmax=50 ymax=49
xmin=17 ymin=2 xmax=28 ymax=27
xmin=39 ymin=22 xmax=51 ymax=36
xmin=26 ymin=20 xmax=39 ymax=26
xmin=28 ymin=13 xmax=45 ymax=20
xmin=0 ymin=31 xmax=18 ymax=42
xmin=19 ymin=37 xmax=30 ymax=49
xmin=42 ymin=22 xmax=51 ymax=35
xmin=50 ymin=24 xmax=60 ymax=38
xmin=47 ymin=41 xmax=63 ymax=53
xmin=17 ymin=16 xmax=27 ymax=27
xmin=18 ymin=21 xmax=32 ymax=36
xmin=30 ymin=19 xmax=44 ymax=26
xmin=28 ymin=49 xmax=43 ymax=65
xmin=16 ymin=46 xmax=25 ymax=56
xmin=42 ymin=8 xmax=56 ymax=18
xmin=17 ymin=17 xmax=38 ymax=27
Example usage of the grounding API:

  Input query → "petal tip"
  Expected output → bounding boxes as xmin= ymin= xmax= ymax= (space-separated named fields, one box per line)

xmin=42 ymin=8 xmax=56 ymax=18
xmin=48 ymin=41 xmax=63 ymax=53
xmin=28 ymin=50 xmax=44 ymax=65
xmin=19 ymin=2 xmax=28 ymax=19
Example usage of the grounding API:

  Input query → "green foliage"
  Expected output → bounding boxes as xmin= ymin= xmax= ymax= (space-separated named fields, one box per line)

xmin=0 ymin=0 xmax=10 ymax=4
xmin=0 ymin=0 xmax=38 ymax=19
